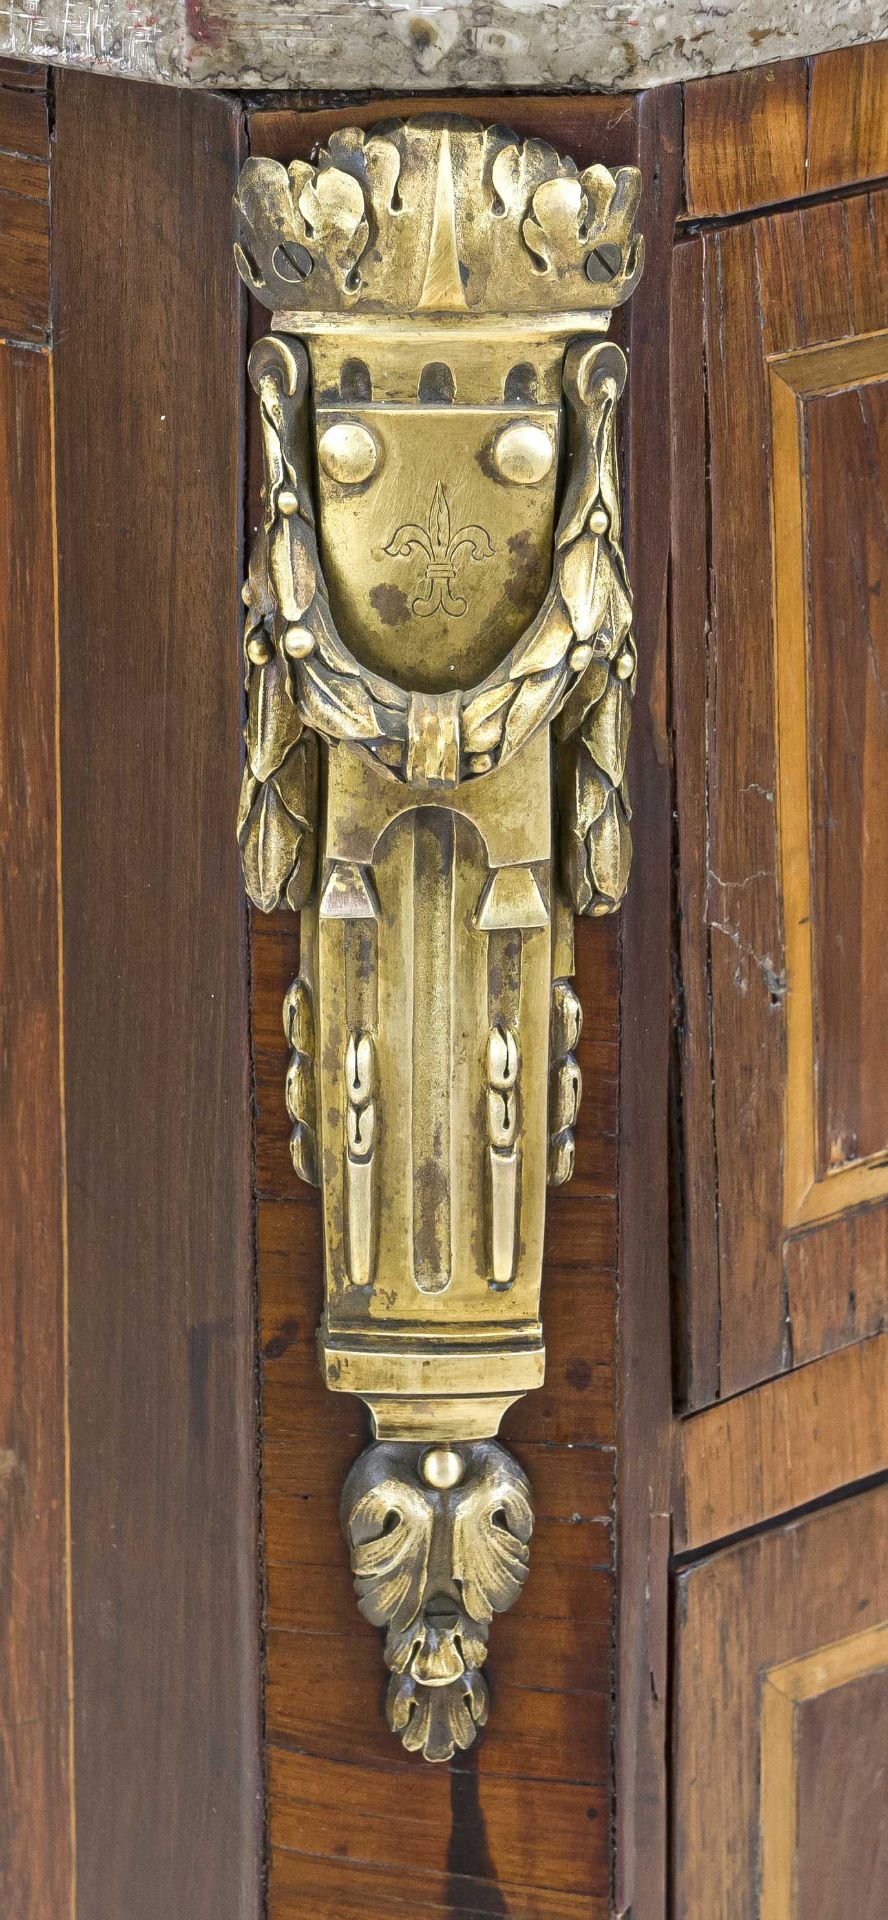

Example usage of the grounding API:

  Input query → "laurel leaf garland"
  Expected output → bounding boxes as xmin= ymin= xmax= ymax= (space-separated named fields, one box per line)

xmin=247 ymin=651 xmax=300 ymax=782
xmin=502 ymin=662 xmax=569 ymax=760
xmin=297 ymin=657 xmax=382 ymax=742
xmin=236 ymin=767 xmax=258 ymax=845
xmin=240 ymin=780 xmax=303 ymax=913
xmin=560 ymin=533 xmax=614 ymax=645
xmin=508 ymin=595 xmax=575 ymax=678
xmin=587 ymin=786 xmax=632 ymax=906
xmin=270 ymin=518 xmax=317 ymax=625
xmin=581 ymin=676 xmax=630 ymax=787
xmin=238 ymin=299 xmax=637 ymax=824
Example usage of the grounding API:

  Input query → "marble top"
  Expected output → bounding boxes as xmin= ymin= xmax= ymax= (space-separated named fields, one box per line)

xmin=2 ymin=0 xmax=886 ymax=93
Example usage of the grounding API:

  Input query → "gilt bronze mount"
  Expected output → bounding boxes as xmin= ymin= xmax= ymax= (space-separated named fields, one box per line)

xmin=233 ymin=116 xmax=642 ymax=1760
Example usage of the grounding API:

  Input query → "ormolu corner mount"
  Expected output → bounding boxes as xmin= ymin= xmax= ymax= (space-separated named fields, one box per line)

xmin=233 ymin=115 xmax=642 ymax=1761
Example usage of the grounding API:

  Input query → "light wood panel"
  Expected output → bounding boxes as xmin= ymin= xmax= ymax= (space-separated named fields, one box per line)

xmin=676 ymin=1332 xmax=888 ymax=1552
xmin=784 ymin=1202 xmax=888 ymax=1367
xmin=682 ymin=41 xmax=888 ymax=219
xmin=806 ymin=41 xmax=888 ymax=197
xmin=269 ymin=1849 xmax=607 ymax=1920
xmin=683 ymin=60 xmax=808 ymax=218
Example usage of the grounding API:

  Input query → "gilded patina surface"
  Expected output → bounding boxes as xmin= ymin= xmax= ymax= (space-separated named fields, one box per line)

xmin=234 ymin=115 xmax=640 ymax=1758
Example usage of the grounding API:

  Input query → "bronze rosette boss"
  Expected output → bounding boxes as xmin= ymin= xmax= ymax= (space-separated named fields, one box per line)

xmin=233 ymin=116 xmax=643 ymax=1762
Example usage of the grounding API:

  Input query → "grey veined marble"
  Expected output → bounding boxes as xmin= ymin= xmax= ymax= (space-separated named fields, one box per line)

xmin=2 ymin=0 xmax=886 ymax=92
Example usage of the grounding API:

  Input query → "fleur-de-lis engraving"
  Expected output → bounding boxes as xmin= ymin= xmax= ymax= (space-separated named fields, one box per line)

xmin=385 ymin=481 xmax=493 ymax=617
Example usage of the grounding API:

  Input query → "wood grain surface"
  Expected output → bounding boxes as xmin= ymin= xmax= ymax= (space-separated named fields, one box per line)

xmin=806 ymin=41 xmax=888 ymax=198
xmin=0 ymin=55 xmax=45 ymax=83
xmin=0 ymin=339 xmax=74 ymax=1920
xmin=0 ymin=50 xmax=881 ymax=1920
xmin=669 ymin=234 xmax=720 ymax=1408
xmin=51 ymin=74 xmax=262 ymax=1920
xmin=683 ymin=41 xmax=888 ymax=220
xmin=246 ymin=87 xmax=646 ymax=1920
xmin=792 ymin=1660 xmax=888 ymax=1920
xmin=676 ymin=1332 xmax=888 ymax=1552
xmin=807 ymin=377 xmax=888 ymax=1176
xmin=785 ymin=1203 xmax=888 ymax=1368
xmin=768 ymin=336 xmax=888 ymax=1234
xmin=670 ymin=186 xmax=888 ymax=1406
xmin=683 ymin=59 xmax=809 ymax=220
xmin=614 ymin=82 xmax=683 ymax=1920
xmin=673 ymin=1484 xmax=888 ymax=1920
xmin=268 ymin=1847 xmax=608 ymax=1920
xmin=0 ymin=69 xmax=48 ymax=341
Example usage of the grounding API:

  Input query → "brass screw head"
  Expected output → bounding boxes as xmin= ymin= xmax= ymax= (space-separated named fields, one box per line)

xmin=317 ymin=421 xmax=379 ymax=486
xmin=492 ymin=420 xmax=554 ymax=487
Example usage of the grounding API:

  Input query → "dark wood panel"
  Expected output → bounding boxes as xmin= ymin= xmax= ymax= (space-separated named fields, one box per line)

xmin=0 ymin=78 xmax=48 ymax=342
xmin=0 ymin=82 xmax=49 ymax=156
xmin=785 ymin=1204 xmax=888 ymax=1366
xmin=704 ymin=213 xmax=786 ymax=1395
xmin=0 ymin=56 xmax=45 ymax=85
xmin=267 ymin=1494 xmax=609 ymax=1624
xmin=52 ymin=74 xmax=261 ymax=1920
xmin=669 ymin=233 xmax=719 ymax=1407
xmin=614 ymin=83 xmax=683 ymax=1920
xmin=795 ymin=1665 xmax=888 ymax=1920
xmin=247 ymin=86 xmax=647 ymax=1920
xmin=266 ymin=1548 xmax=613 ymax=1639
xmin=807 ymin=380 xmax=888 ymax=1172
xmin=251 ymin=91 xmax=642 ymax=170
xmin=672 ymin=189 xmax=888 ymax=1405
xmin=683 ymin=42 xmax=888 ymax=220
xmin=673 ymin=1484 xmax=888 ymax=1920
xmin=0 ymin=342 xmax=74 ymax=1920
